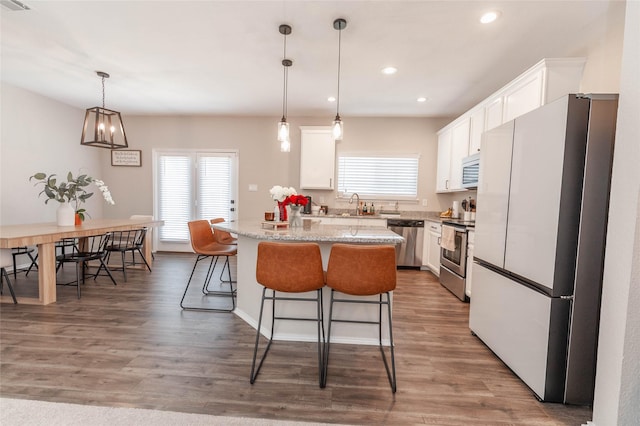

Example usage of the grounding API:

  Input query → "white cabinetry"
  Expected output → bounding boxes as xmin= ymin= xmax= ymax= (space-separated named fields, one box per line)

xmin=436 ymin=58 xmax=585 ymax=191
xmin=485 ymin=96 xmax=504 ymax=131
xmin=300 ymin=126 xmax=335 ymax=190
xmin=468 ymin=107 xmax=485 ymax=154
xmin=318 ymin=216 xmax=386 ymax=227
xmin=422 ymin=221 xmax=441 ymax=276
xmin=436 ymin=118 xmax=470 ymax=193
xmin=436 ymin=129 xmax=452 ymax=192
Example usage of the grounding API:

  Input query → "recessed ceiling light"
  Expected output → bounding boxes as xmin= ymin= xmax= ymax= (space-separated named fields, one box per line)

xmin=327 ymin=96 xmax=336 ymax=102
xmin=381 ymin=67 xmax=398 ymax=75
xmin=480 ymin=11 xmax=500 ymax=24
xmin=417 ymin=97 xmax=428 ymax=103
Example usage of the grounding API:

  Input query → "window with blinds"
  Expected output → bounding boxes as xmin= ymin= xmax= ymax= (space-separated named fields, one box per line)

xmin=155 ymin=150 xmax=237 ymax=249
xmin=337 ymin=154 xmax=419 ymax=200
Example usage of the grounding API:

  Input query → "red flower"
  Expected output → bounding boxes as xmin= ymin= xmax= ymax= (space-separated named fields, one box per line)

xmin=283 ymin=194 xmax=309 ymax=206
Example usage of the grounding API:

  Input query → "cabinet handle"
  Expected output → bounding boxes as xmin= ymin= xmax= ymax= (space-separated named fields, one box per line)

xmin=329 ymin=178 xmax=332 ymax=187
xmin=445 ymin=179 xmax=449 ymax=189
xmin=437 ymin=237 xmax=441 ymax=245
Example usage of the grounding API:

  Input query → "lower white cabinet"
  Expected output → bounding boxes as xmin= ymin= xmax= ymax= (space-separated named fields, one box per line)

xmin=316 ymin=217 xmax=386 ymax=227
xmin=422 ymin=221 xmax=441 ymax=276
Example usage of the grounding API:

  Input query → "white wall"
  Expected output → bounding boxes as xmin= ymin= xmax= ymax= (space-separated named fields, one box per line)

xmin=592 ymin=1 xmax=640 ymax=424
xmin=100 ymin=114 xmax=450 ymax=221
xmin=0 ymin=83 xmax=106 ymax=225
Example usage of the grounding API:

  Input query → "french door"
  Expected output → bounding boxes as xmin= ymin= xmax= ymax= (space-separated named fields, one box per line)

xmin=153 ymin=149 xmax=238 ymax=252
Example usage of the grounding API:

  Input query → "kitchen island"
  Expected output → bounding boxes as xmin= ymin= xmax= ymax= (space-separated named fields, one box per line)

xmin=212 ymin=221 xmax=403 ymax=345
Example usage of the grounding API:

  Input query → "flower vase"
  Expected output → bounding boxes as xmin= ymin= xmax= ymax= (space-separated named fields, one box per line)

xmin=277 ymin=201 xmax=288 ymax=222
xmin=289 ymin=205 xmax=303 ymax=228
xmin=56 ymin=202 xmax=75 ymax=226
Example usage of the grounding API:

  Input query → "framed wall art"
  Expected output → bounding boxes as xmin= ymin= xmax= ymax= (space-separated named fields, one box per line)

xmin=111 ymin=150 xmax=141 ymax=167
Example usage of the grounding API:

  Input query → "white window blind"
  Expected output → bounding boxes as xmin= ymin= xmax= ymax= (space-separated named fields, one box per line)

xmin=337 ymin=154 xmax=419 ymax=199
xmin=158 ymin=155 xmax=192 ymax=241
xmin=197 ymin=154 xmax=232 ymax=222
xmin=155 ymin=150 xmax=237 ymax=249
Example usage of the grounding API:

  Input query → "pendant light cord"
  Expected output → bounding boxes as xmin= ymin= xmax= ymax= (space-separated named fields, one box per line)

xmin=101 ymin=75 xmax=106 ymax=109
xmin=282 ymin=32 xmax=288 ymax=120
xmin=336 ymin=26 xmax=342 ymax=116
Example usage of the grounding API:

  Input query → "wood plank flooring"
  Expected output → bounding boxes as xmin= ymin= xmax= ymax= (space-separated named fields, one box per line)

xmin=1 ymin=253 xmax=592 ymax=425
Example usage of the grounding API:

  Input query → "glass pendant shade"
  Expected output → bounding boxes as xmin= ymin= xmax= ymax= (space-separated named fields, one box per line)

xmin=332 ymin=115 xmax=343 ymax=141
xmin=280 ymin=139 xmax=291 ymax=152
xmin=277 ymin=119 xmax=290 ymax=143
xmin=81 ymin=107 xmax=128 ymax=149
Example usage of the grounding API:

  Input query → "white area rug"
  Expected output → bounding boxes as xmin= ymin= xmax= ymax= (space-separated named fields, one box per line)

xmin=0 ymin=398 xmax=333 ymax=426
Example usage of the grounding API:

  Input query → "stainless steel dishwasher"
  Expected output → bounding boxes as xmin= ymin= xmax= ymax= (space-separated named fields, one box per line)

xmin=387 ymin=219 xmax=425 ymax=268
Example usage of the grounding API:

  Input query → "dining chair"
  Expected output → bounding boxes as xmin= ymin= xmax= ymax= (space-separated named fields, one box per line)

xmin=130 ymin=215 xmax=155 ymax=259
xmin=11 ymin=246 xmax=38 ymax=279
xmin=100 ymin=228 xmax=151 ymax=282
xmin=1 ymin=249 xmax=18 ymax=304
xmin=251 ymin=241 xmax=326 ymax=387
xmin=56 ymin=233 xmax=117 ymax=298
xmin=180 ymin=220 xmax=237 ymax=312
xmin=322 ymin=243 xmax=398 ymax=392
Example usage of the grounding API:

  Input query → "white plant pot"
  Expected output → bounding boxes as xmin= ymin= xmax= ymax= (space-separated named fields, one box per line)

xmin=56 ymin=202 xmax=75 ymax=226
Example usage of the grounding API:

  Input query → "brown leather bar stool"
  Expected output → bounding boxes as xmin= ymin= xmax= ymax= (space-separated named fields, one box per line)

xmin=323 ymin=243 xmax=398 ymax=392
xmin=251 ymin=242 xmax=326 ymax=387
xmin=180 ymin=220 xmax=237 ymax=312
xmin=209 ymin=218 xmax=238 ymax=288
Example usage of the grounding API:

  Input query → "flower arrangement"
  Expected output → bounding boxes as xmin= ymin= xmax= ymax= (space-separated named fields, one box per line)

xmin=30 ymin=172 xmax=115 ymax=221
xmin=282 ymin=194 xmax=309 ymax=207
xmin=269 ymin=185 xmax=297 ymax=202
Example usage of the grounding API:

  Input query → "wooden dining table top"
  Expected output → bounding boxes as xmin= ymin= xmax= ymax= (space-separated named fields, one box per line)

xmin=0 ymin=218 xmax=164 ymax=248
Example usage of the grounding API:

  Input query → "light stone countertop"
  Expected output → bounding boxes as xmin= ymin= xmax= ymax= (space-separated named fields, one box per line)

xmin=212 ymin=221 xmax=404 ymax=244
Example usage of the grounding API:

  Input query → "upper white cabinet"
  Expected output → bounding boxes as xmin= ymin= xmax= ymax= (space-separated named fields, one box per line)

xmin=450 ymin=118 xmax=470 ymax=190
xmin=468 ymin=107 xmax=485 ymax=154
xmin=436 ymin=117 xmax=470 ymax=193
xmin=435 ymin=58 xmax=585 ymax=192
xmin=436 ymin=128 xmax=452 ymax=192
xmin=300 ymin=126 xmax=335 ymax=190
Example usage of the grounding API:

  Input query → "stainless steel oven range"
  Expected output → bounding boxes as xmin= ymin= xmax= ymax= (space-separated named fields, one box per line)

xmin=439 ymin=223 xmax=469 ymax=301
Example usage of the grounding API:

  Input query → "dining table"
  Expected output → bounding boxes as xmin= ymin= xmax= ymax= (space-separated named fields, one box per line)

xmin=0 ymin=218 xmax=163 ymax=305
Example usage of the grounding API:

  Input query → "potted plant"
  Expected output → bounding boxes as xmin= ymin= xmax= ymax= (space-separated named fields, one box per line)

xmin=30 ymin=172 xmax=115 ymax=226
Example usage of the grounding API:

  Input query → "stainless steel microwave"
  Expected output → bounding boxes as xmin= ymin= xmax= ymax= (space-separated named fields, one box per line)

xmin=461 ymin=153 xmax=480 ymax=189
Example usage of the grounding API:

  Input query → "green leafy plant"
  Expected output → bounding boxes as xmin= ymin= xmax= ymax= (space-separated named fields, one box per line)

xmin=30 ymin=172 xmax=114 ymax=221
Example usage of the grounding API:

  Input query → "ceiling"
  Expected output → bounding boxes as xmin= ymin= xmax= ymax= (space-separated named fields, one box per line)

xmin=0 ymin=0 xmax=622 ymax=118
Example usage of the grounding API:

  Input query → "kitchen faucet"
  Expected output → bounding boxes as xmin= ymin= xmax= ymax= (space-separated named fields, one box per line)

xmin=349 ymin=193 xmax=360 ymax=215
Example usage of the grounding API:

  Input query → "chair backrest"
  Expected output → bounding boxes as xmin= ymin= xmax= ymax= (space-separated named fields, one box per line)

xmin=188 ymin=220 xmax=216 ymax=253
xmin=130 ymin=215 xmax=153 ymax=250
xmin=0 ymin=248 xmax=13 ymax=268
xmin=256 ymin=242 xmax=325 ymax=293
xmin=210 ymin=218 xmax=236 ymax=245
xmin=108 ymin=229 xmax=146 ymax=250
xmin=326 ymin=244 xmax=397 ymax=295
xmin=76 ymin=233 xmax=112 ymax=257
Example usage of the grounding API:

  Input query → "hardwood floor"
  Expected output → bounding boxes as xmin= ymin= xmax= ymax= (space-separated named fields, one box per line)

xmin=1 ymin=253 xmax=592 ymax=425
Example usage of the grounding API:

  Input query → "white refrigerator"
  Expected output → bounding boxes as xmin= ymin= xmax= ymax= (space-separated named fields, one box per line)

xmin=469 ymin=94 xmax=618 ymax=404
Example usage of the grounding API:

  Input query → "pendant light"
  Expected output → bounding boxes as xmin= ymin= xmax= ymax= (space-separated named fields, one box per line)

xmin=277 ymin=24 xmax=292 ymax=152
xmin=81 ymin=71 xmax=128 ymax=149
xmin=331 ymin=18 xmax=347 ymax=141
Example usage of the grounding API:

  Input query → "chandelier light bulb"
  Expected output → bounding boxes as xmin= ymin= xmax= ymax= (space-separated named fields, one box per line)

xmin=278 ymin=120 xmax=290 ymax=143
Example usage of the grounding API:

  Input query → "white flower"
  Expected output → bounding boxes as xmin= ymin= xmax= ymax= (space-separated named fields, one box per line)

xmin=269 ymin=185 xmax=297 ymax=202
xmin=93 ymin=179 xmax=115 ymax=205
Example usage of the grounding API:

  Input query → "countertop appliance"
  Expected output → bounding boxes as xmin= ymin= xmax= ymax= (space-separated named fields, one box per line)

xmin=469 ymin=94 xmax=618 ymax=405
xmin=387 ymin=219 xmax=424 ymax=268
xmin=461 ymin=152 xmax=480 ymax=189
xmin=439 ymin=222 xmax=469 ymax=301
